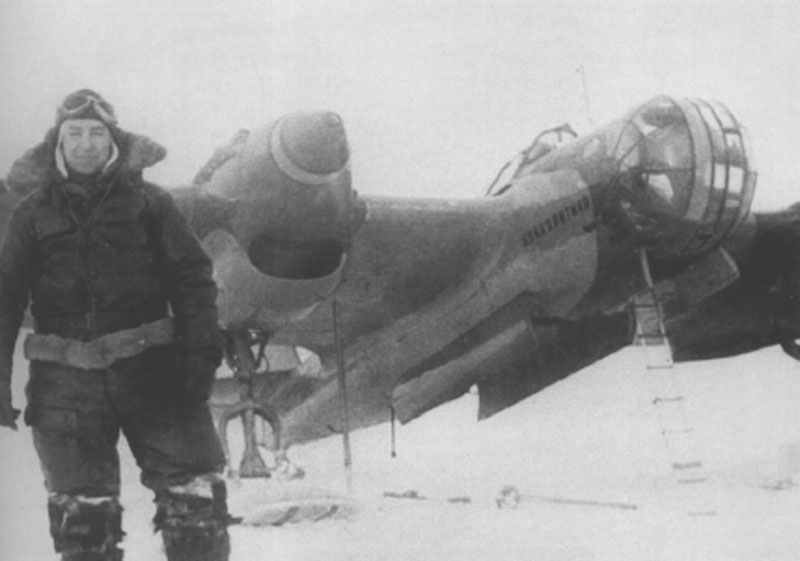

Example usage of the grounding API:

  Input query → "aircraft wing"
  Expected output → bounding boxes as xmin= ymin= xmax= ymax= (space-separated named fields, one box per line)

xmin=265 ymin=193 xmax=512 ymax=356
xmin=392 ymin=308 xmax=632 ymax=423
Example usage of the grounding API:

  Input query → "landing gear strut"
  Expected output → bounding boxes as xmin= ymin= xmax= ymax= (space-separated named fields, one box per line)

xmin=216 ymin=329 xmax=281 ymax=478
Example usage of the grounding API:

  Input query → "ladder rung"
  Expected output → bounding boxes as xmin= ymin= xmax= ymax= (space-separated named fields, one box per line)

xmin=672 ymin=460 xmax=703 ymax=470
xmin=678 ymin=477 xmax=708 ymax=485
xmin=688 ymin=510 xmax=717 ymax=516
xmin=636 ymin=339 xmax=669 ymax=347
xmin=634 ymin=305 xmax=664 ymax=315
xmin=653 ymin=396 xmax=684 ymax=404
xmin=633 ymin=307 xmax=663 ymax=315
xmin=646 ymin=364 xmax=674 ymax=371
xmin=678 ymin=476 xmax=708 ymax=485
xmin=633 ymin=309 xmax=664 ymax=318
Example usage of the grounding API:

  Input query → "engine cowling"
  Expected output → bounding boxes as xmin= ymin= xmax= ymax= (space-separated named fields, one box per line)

xmin=197 ymin=110 xmax=363 ymax=279
xmin=192 ymin=111 xmax=365 ymax=330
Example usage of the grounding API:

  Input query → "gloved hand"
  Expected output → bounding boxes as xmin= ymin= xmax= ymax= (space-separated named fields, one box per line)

xmin=0 ymin=383 xmax=20 ymax=430
xmin=180 ymin=354 xmax=220 ymax=404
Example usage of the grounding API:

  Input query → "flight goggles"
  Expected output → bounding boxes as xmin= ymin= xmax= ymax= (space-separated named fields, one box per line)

xmin=58 ymin=93 xmax=117 ymax=126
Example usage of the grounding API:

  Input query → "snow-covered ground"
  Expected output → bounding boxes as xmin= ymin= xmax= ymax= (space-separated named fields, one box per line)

xmin=2 ymin=344 xmax=800 ymax=560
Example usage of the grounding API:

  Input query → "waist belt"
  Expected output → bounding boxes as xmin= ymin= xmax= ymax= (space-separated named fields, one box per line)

xmin=24 ymin=318 xmax=175 ymax=370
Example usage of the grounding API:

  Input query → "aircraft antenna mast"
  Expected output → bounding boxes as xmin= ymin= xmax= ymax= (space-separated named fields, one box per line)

xmin=577 ymin=65 xmax=595 ymax=126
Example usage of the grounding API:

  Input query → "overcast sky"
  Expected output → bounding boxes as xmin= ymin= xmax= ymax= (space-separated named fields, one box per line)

xmin=1 ymin=0 xmax=798 ymax=209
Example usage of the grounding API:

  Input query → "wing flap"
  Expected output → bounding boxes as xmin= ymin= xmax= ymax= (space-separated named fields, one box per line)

xmin=477 ymin=312 xmax=632 ymax=419
xmin=392 ymin=321 xmax=529 ymax=423
xmin=392 ymin=312 xmax=631 ymax=424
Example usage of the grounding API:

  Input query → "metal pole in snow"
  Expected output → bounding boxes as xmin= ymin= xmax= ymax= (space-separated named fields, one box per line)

xmin=390 ymin=405 xmax=397 ymax=458
xmin=332 ymin=299 xmax=353 ymax=492
xmin=525 ymin=493 xmax=638 ymax=511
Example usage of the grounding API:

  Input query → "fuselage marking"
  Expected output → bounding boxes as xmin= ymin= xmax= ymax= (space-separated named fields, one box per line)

xmin=521 ymin=194 xmax=591 ymax=247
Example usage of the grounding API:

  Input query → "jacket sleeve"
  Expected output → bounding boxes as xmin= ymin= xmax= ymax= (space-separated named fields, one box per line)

xmin=0 ymin=202 xmax=35 ymax=385
xmin=149 ymin=186 xmax=223 ymax=363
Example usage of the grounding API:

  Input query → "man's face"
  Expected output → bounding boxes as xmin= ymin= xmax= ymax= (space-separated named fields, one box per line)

xmin=61 ymin=119 xmax=113 ymax=174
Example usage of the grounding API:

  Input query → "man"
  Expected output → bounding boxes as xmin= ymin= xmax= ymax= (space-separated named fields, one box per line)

xmin=0 ymin=89 xmax=232 ymax=561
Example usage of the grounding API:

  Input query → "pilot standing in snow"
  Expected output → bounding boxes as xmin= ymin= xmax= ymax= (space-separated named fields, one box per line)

xmin=0 ymin=89 xmax=232 ymax=561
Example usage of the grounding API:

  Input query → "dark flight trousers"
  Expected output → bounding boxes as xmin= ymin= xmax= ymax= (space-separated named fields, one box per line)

xmin=24 ymin=345 xmax=226 ymax=496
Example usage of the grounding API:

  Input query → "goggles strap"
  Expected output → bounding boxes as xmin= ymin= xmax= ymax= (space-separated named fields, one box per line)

xmin=60 ymin=96 xmax=117 ymax=125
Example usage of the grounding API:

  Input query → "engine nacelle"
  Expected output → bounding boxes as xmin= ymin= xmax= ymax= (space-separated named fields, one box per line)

xmin=189 ymin=111 xmax=366 ymax=330
xmin=197 ymin=111 xmax=363 ymax=279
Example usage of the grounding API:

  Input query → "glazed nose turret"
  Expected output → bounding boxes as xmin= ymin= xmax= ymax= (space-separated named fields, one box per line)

xmin=607 ymin=96 xmax=756 ymax=259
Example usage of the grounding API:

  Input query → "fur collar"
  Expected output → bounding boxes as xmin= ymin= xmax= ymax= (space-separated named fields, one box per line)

xmin=6 ymin=126 xmax=167 ymax=197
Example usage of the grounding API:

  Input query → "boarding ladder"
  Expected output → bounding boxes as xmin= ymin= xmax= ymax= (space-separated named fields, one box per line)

xmin=633 ymin=249 xmax=716 ymax=516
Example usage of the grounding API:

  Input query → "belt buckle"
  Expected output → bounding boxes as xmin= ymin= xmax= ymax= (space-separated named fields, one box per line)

xmin=64 ymin=342 xmax=92 ymax=370
xmin=64 ymin=339 xmax=108 ymax=370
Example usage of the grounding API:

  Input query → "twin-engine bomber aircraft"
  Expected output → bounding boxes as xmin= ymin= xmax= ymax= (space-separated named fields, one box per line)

xmin=5 ymin=96 xmax=800 ymax=478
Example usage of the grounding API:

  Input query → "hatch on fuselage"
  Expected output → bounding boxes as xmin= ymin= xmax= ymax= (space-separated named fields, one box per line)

xmin=485 ymin=124 xmax=578 ymax=197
